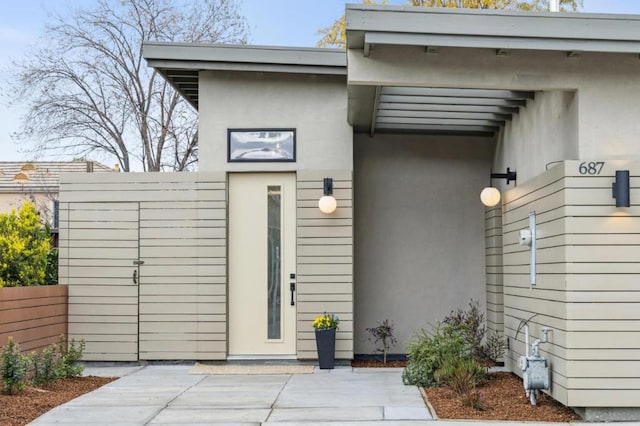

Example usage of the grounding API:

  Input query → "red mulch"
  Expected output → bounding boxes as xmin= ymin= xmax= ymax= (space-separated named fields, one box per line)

xmin=351 ymin=359 xmax=407 ymax=368
xmin=423 ymin=372 xmax=581 ymax=422
xmin=0 ymin=376 xmax=115 ymax=426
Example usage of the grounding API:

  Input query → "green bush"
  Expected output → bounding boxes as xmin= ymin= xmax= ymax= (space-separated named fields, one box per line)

xmin=402 ymin=323 xmax=468 ymax=387
xmin=57 ymin=337 xmax=86 ymax=378
xmin=434 ymin=356 xmax=486 ymax=396
xmin=30 ymin=346 xmax=61 ymax=385
xmin=1 ymin=338 xmax=29 ymax=394
xmin=0 ymin=202 xmax=51 ymax=287
xmin=45 ymin=248 xmax=59 ymax=285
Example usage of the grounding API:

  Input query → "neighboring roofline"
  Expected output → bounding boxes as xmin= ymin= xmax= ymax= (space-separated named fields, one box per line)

xmin=346 ymin=5 xmax=640 ymax=54
xmin=143 ymin=43 xmax=347 ymax=109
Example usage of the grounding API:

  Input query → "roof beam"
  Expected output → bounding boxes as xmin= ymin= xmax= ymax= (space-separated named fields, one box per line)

xmin=376 ymin=117 xmax=501 ymax=127
xmin=377 ymin=110 xmax=510 ymax=121
xmin=377 ymin=102 xmax=519 ymax=114
xmin=379 ymin=95 xmax=526 ymax=107
xmin=380 ymin=87 xmax=533 ymax=100
xmin=376 ymin=123 xmax=498 ymax=133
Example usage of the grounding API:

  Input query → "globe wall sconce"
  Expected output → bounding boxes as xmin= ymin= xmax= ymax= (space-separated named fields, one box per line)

xmin=318 ymin=177 xmax=337 ymax=214
xmin=480 ymin=168 xmax=517 ymax=207
xmin=612 ymin=170 xmax=630 ymax=208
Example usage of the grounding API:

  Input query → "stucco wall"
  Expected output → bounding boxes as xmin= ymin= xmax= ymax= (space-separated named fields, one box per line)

xmin=353 ymin=133 xmax=494 ymax=355
xmin=495 ymin=90 xmax=578 ymax=184
xmin=199 ymin=71 xmax=352 ymax=172
xmin=348 ymin=46 xmax=640 ymax=182
xmin=0 ymin=192 xmax=56 ymax=225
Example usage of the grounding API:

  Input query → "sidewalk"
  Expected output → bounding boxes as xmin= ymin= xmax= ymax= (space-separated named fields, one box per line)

xmin=30 ymin=364 xmax=431 ymax=425
xmin=29 ymin=364 xmax=639 ymax=425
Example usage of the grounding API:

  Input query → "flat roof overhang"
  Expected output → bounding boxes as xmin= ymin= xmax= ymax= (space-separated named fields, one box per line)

xmin=143 ymin=43 xmax=347 ymax=109
xmin=346 ymin=5 xmax=640 ymax=136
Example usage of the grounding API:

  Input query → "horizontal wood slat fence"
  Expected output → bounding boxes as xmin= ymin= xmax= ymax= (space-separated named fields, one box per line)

xmin=0 ymin=285 xmax=68 ymax=353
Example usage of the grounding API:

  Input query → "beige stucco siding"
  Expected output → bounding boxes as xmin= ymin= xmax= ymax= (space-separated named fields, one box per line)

xmin=199 ymin=71 xmax=352 ymax=173
xmin=60 ymin=172 xmax=227 ymax=361
xmin=297 ymin=170 xmax=354 ymax=359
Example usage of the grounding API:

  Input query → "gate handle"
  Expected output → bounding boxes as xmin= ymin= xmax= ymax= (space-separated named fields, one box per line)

xmin=290 ymin=282 xmax=295 ymax=306
xmin=133 ymin=270 xmax=138 ymax=285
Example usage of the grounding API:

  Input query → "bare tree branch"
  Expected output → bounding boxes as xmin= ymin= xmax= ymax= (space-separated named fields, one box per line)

xmin=10 ymin=0 xmax=248 ymax=171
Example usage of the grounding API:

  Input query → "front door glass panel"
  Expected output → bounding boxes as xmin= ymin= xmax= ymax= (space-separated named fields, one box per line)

xmin=267 ymin=185 xmax=282 ymax=340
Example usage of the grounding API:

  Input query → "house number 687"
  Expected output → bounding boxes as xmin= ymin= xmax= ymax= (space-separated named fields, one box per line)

xmin=578 ymin=161 xmax=604 ymax=175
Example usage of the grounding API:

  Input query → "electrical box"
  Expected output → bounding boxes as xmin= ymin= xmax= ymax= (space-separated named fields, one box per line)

xmin=519 ymin=229 xmax=532 ymax=246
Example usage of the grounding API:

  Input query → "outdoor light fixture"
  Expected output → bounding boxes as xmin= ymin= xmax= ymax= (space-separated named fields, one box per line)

xmin=480 ymin=168 xmax=517 ymax=207
xmin=612 ymin=170 xmax=630 ymax=208
xmin=318 ymin=177 xmax=337 ymax=214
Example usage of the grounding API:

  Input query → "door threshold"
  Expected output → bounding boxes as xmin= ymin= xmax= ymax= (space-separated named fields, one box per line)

xmin=226 ymin=355 xmax=298 ymax=361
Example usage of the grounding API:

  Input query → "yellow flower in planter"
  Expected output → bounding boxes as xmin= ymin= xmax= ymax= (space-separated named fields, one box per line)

xmin=312 ymin=313 xmax=339 ymax=330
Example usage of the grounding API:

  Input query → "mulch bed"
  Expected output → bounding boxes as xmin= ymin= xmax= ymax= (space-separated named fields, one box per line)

xmin=423 ymin=372 xmax=581 ymax=422
xmin=0 ymin=376 xmax=115 ymax=426
xmin=351 ymin=359 xmax=407 ymax=368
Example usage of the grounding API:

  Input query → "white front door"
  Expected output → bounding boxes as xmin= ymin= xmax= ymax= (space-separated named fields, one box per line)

xmin=228 ymin=173 xmax=297 ymax=357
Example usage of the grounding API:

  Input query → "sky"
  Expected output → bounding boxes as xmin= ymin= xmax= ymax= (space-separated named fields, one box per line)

xmin=0 ymin=0 xmax=639 ymax=163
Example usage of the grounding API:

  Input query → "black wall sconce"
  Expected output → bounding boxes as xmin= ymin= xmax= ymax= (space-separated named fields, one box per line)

xmin=480 ymin=168 xmax=517 ymax=207
xmin=612 ymin=170 xmax=630 ymax=207
xmin=318 ymin=177 xmax=337 ymax=214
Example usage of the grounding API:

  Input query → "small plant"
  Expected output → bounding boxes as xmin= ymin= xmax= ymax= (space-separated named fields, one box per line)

xmin=460 ymin=389 xmax=485 ymax=410
xmin=57 ymin=336 xmax=86 ymax=378
xmin=434 ymin=357 xmax=486 ymax=396
xmin=30 ymin=345 xmax=61 ymax=385
xmin=1 ymin=338 xmax=29 ymax=394
xmin=366 ymin=319 xmax=398 ymax=364
xmin=484 ymin=330 xmax=506 ymax=363
xmin=312 ymin=313 xmax=340 ymax=330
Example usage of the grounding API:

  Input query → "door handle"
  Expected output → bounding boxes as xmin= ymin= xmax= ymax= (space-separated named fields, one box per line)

xmin=133 ymin=270 xmax=138 ymax=285
xmin=290 ymin=282 xmax=295 ymax=306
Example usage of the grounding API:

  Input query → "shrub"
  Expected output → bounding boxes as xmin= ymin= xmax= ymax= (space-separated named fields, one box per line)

xmin=434 ymin=356 xmax=486 ymax=396
xmin=45 ymin=248 xmax=59 ymax=285
xmin=484 ymin=330 xmax=506 ymax=362
xmin=443 ymin=299 xmax=486 ymax=360
xmin=443 ymin=299 xmax=506 ymax=363
xmin=57 ymin=336 xmax=86 ymax=378
xmin=0 ymin=202 xmax=51 ymax=287
xmin=1 ymin=338 xmax=29 ymax=394
xmin=366 ymin=319 xmax=398 ymax=364
xmin=30 ymin=346 xmax=60 ymax=385
xmin=402 ymin=323 xmax=468 ymax=387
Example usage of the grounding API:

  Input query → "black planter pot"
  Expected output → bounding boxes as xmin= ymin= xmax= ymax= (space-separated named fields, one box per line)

xmin=315 ymin=329 xmax=336 ymax=369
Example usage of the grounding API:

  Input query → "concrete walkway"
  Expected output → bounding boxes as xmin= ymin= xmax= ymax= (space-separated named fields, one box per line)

xmin=30 ymin=364 xmax=432 ymax=425
xmin=29 ymin=364 xmax=640 ymax=425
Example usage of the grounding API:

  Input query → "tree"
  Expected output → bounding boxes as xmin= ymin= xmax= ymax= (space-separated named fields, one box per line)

xmin=10 ymin=0 xmax=248 ymax=172
xmin=317 ymin=0 xmax=581 ymax=48
xmin=0 ymin=202 xmax=51 ymax=287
